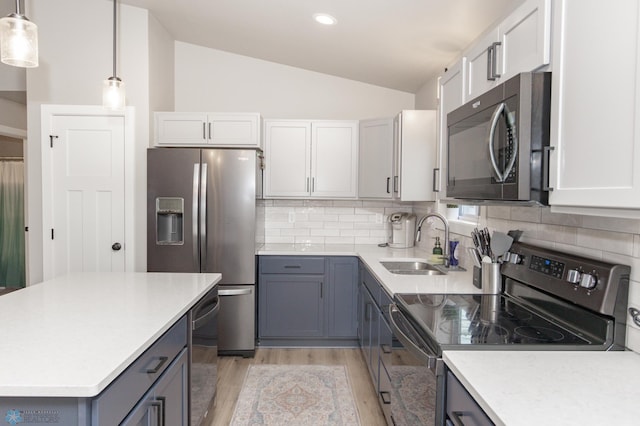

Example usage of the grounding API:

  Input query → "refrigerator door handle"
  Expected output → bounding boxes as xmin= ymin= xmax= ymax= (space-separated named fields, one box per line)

xmin=200 ymin=162 xmax=208 ymax=271
xmin=192 ymin=163 xmax=200 ymax=270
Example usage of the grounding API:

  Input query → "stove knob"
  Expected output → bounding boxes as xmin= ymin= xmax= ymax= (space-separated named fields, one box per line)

xmin=566 ymin=269 xmax=581 ymax=284
xmin=579 ymin=273 xmax=597 ymax=290
xmin=508 ymin=253 xmax=522 ymax=264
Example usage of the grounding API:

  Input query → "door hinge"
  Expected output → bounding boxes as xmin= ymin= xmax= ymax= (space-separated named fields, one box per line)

xmin=51 ymin=229 xmax=54 ymax=240
xmin=49 ymin=135 xmax=59 ymax=148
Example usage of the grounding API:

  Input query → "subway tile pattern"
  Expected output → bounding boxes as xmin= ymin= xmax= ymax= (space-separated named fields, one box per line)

xmin=262 ymin=199 xmax=413 ymax=246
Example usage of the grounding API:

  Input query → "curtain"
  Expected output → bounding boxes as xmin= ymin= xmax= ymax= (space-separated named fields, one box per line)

xmin=0 ymin=161 xmax=25 ymax=288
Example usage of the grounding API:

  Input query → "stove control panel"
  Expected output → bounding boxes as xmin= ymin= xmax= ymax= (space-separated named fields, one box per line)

xmin=529 ymin=255 xmax=565 ymax=279
xmin=502 ymin=242 xmax=630 ymax=318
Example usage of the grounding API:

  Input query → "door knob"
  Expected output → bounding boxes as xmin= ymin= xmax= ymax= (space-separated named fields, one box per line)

xmin=112 ymin=242 xmax=122 ymax=251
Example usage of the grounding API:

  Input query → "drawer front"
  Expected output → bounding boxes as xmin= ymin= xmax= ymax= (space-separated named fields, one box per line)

xmin=261 ymin=256 xmax=325 ymax=274
xmin=92 ymin=316 xmax=187 ymax=425
xmin=446 ymin=371 xmax=494 ymax=426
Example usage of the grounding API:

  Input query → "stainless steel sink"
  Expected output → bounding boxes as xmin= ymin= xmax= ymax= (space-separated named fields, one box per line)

xmin=380 ymin=261 xmax=446 ymax=275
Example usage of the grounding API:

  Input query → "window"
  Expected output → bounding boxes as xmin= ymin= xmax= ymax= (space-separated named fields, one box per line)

xmin=458 ymin=205 xmax=480 ymax=222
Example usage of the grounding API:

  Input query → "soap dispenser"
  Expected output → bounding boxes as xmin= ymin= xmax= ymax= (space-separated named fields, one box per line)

xmin=433 ymin=237 xmax=443 ymax=255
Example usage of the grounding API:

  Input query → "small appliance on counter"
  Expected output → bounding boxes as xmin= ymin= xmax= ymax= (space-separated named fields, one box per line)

xmin=388 ymin=212 xmax=416 ymax=248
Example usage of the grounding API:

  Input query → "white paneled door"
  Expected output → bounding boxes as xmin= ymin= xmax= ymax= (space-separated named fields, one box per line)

xmin=46 ymin=113 xmax=126 ymax=278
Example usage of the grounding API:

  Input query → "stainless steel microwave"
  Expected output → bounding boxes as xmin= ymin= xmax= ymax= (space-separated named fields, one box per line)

xmin=446 ymin=72 xmax=552 ymax=205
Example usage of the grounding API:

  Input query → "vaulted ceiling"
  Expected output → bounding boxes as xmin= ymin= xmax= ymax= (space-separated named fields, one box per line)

xmin=121 ymin=0 xmax=520 ymax=93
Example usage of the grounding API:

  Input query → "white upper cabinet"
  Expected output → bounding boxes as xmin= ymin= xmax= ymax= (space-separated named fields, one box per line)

xmin=436 ymin=60 xmax=466 ymax=197
xmin=263 ymin=121 xmax=311 ymax=198
xmin=498 ymin=0 xmax=551 ymax=82
xmin=465 ymin=0 xmax=551 ymax=101
xmin=358 ymin=119 xmax=394 ymax=199
xmin=465 ymin=28 xmax=500 ymax=101
xmin=263 ymin=120 xmax=358 ymax=199
xmin=393 ymin=110 xmax=437 ymax=202
xmin=154 ymin=112 xmax=261 ymax=148
xmin=548 ymin=0 xmax=640 ymax=210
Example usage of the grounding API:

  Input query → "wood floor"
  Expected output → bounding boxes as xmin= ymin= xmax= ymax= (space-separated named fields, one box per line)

xmin=206 ymin=347 xmax=386 ymax=426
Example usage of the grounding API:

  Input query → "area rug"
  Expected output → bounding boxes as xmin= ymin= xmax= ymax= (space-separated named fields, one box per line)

xmin=230 ymin=365 xmax=361 ymax=425
xmin=390 ymin=365 xmax=436 ymax=426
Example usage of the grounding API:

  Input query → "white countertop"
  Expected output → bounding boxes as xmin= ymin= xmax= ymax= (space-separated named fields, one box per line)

xmin=443 ymin=350 xmax=640 ymax=426
xmin=257 ymin=243 xmax=481 ymax=295
xmin=0 ymin=272 xmax=220 ymax=398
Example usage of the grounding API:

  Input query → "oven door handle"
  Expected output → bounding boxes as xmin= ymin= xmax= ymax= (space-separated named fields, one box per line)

xmin=389 ymin=304 xmax=439 ymax=371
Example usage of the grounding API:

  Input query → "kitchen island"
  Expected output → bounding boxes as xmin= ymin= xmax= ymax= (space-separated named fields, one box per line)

xmin=0 ymin=272 xmax=220 ymax=424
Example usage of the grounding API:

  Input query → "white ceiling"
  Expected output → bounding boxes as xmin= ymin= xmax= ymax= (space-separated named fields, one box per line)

xmin=120 ymin=0 xmax=521 ymax=93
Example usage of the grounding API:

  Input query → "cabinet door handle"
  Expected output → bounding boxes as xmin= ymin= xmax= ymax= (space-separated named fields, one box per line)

xmin=393 ymin=176 xmax=399 ymax=193
xmin=146 ymin=356 xmax=169 ymax=374
xmin=208 ymin=122 xmax=212 ymax=140
xmin=486 ymin=44 xmax=494 ymax=81
xmin=312 ymin=177 xmax=315 ymax=193
xmin=202 ymin=122 xmax=206 ymax=140
xmin=432 ymin=168 xmax=440 ymax=192
xmin=386 ymin=177 xmax=391 ymax=194
xmin=379 ymin=391 xmax=391 ymax=405
xmin=543 ymin=146 xmax=555 ymax=191
xmin=154 ymin=396 xmax=166 ymax=426
xmin=449 ymin=411 xmax=466 ymax=426
xmin=491 ymin=41 xmax=502 ymax=80
xmin=306 ymin=177 xmax=310 ymax=192
xmin=320 ymin=281 xmax=323 ymax=298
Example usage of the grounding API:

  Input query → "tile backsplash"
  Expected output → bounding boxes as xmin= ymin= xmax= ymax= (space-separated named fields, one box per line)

xmin=260 ymin=199 xmax=414 ymax=245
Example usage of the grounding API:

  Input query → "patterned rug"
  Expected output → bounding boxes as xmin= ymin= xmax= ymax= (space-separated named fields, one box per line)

xmin=230 ymin=365 xmax=361 ymax=425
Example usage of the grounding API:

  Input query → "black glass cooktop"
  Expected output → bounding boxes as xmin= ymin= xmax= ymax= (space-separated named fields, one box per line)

xmin=394 ymin=293 xmax=597 ymax=350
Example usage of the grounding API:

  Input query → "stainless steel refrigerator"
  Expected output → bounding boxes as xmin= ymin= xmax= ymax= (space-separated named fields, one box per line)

xmin=147 ymin=148 xmax=261 ymax=356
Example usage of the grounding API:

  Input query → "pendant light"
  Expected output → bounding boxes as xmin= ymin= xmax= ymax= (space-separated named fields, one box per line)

xmin=0 ymin=0 xmax=39 ymax=68
xmin=103 ymin=0 xmax=125 ymax=110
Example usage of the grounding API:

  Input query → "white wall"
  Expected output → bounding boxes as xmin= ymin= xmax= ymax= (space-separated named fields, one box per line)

xmin=175 ymin=42 xmax=415 ymax=119
xmin=0 ymin=98 xmax=27 ymax=129
xmin=415 ymin=76 xmax=439 ymax=110
xmin=27 ymin=0 xmax=152 ymax=283
xmin=148 ymin=13 xmax=174 ymax=133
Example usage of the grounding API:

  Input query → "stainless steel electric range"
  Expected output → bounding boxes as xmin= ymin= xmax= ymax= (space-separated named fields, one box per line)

xmin=388 ymin=242 xmax=630 ymax=426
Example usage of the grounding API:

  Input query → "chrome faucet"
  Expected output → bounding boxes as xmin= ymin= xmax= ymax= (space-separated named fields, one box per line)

xmin=416 ymin=212 xmax=450 ymax=267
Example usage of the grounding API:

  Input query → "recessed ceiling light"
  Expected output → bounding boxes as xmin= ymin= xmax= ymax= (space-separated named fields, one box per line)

xmin=313 ymin=13 xmax=337 ymax=26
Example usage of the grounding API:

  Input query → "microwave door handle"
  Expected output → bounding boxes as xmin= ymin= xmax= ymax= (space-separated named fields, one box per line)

xmin=501 ymin=105 xmax=519 ymax=182
xmin=488 ymin=102 xmax=506 ymax=182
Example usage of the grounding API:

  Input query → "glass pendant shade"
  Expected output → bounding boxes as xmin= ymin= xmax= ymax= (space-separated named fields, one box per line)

xmin=0 ymin=14 xmax=39 ymax=68
xmin=102 ymin=77 xmax=125 ymax=110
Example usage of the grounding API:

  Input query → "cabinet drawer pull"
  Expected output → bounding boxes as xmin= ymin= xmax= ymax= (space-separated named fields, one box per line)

xmin=379 ymin=391 xmax=391 ymax=405
xmin=284 ymin=265 xmax=301 ymax=269
xmin=449 ymin=411 xmax=466 ymax=426
xmin=146 ymin=356 xmax=169 ymax=374
xmin=380 ymin=344 xmax=392 ymax=354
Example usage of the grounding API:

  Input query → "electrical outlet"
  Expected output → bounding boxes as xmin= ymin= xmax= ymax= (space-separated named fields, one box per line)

xmin=288 ymin=212 xmax=295 ymax=223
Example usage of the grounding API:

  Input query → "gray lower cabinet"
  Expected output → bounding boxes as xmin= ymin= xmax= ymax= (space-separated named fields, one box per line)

xmin=258 ymin=256 xmax=358 ymax=345
xmin=121 ymin=348 xmax=189 ymax=425
xmin=93 ymin=316 xmax=188 ymax=425
xmin=445 ymin=370 xmax=494 ymax=426
xmin=358 ymin=263 xmax=394 ymax=423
